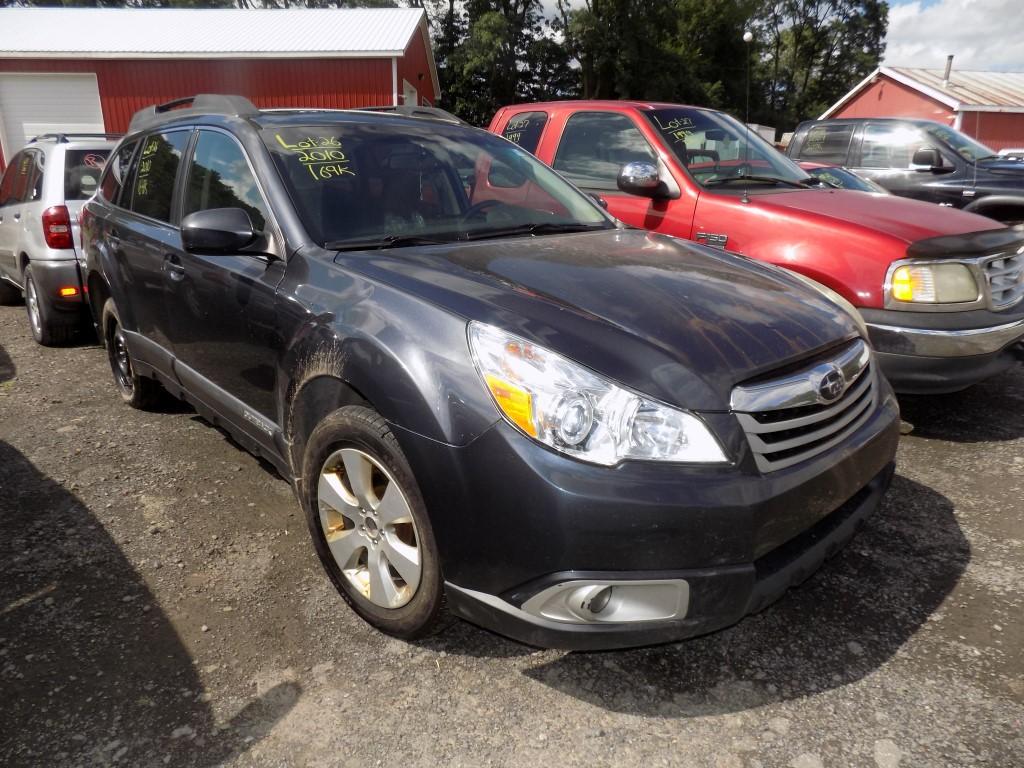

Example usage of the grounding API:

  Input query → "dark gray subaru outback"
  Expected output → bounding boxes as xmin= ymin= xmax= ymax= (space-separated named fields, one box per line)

xmin=83 ymin=95 xmax=900 ymax=649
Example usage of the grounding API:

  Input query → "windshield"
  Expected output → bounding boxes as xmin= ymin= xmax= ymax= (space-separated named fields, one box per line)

xmin=262 ymin=122 xmax=612 ymax=248
xmin=643 ymin=107 xmax=811 ymax=187
xmin=803 ymin=165 xmax=889 ymax=194
xmin=925 ymin=124 xmax=997 ymax=162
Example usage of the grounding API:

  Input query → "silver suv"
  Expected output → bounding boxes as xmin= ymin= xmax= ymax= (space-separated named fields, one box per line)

xmin=0 ymin=134 xmax=117 ymax=345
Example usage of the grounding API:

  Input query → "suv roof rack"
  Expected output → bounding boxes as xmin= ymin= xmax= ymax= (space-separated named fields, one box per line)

xmin=358 ymin=105 xmax=469 ymax=126
xmin=28 ymin=132 xmax=122 ymax=144
xmin=128 ymin=94 xmax=259 ymax=133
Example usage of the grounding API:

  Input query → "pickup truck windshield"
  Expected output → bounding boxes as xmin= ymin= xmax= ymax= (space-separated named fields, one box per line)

xmin=925 ymin=124 xmax=999 ymax=163
xmin=263 ymin=122 xmax=612 ymax=248
xmin=643 ymin=108 xmax=811 ymax=188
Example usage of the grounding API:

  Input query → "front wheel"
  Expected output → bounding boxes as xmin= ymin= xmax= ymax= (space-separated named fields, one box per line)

xmin=302 ymin=405 xmax=444 ymax=639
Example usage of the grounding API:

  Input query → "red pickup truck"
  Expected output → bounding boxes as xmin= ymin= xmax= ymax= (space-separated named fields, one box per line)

xmin=488 ymin=101 xmax=1024 ymax=393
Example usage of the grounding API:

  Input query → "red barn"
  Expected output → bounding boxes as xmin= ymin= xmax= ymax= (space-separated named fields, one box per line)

xmin=0 ymin=7 xmax=439 ymax=170
xmin=820 ymin=65 xmax=1024 ymax=152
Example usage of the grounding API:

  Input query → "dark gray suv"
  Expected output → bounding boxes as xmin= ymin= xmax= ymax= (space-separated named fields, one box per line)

xmin=83 ymin=95 xmax=899 ymax=649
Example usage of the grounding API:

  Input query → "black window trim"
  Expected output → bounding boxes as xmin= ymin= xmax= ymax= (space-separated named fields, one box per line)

xmin=181 ymin=125 xmax=283 ymax=259
xmin=552 ymin=109 xmax=662 ymax=194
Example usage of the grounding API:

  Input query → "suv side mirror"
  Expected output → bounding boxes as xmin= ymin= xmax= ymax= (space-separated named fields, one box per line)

xmin=911 ymin=147 xmax=943 ymax=171
xmin=181 ymin=208 xmax=257 ymax=253
xmin=617 ymin=161 xmax=663 ymax=198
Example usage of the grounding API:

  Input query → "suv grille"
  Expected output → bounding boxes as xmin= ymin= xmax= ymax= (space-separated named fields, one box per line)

xmin=984 ymin=250 xmax=1024 ymax=310
xmin=732 ymin=340 xmax=877 ymax=473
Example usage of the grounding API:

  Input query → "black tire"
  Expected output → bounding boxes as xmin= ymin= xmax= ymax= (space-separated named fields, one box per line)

xmin=302 ymin=405 xmax=445 ymax=639
xmin=101 ymin=298 xmax=164 ymax=409
xmin=24 ymin=265 xmax=73 ymax=346
xmin=0 ymin=279 xmax=19 ymax=306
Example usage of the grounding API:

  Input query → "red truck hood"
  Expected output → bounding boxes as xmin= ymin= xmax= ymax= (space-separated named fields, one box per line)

xmin=753 ymin=188 xmax=1003 ymax=242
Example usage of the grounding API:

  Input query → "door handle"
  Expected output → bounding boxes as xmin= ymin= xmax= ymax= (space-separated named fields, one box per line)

xmin=12 ymin=213 xmax=20 ymax=221
xmin=163 ymin=253 xmax=186 ymax=280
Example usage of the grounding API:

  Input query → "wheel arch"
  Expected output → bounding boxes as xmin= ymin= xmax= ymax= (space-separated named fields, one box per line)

xmin=963 ymin=195 xmax=1024 ymax=224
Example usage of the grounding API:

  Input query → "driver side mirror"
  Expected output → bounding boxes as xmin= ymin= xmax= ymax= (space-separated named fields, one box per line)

xmin=617 ymin=161 xmax=664 ymax=198
xmin=181 ymin=208 xmax=257 ymax=254
xmin=911 ymin=147 xmax=944 ymax=171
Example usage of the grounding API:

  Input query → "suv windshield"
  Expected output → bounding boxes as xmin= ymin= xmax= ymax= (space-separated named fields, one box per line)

xmin=64 ymin=149 xmax=110 ymax=200
xmin=643 ymin=107 xmax=811 ymax=188
xmin=924 ymin=124 xmax=998 ymax=163
xmin=262 ymin=122 xmax=612 ymax=248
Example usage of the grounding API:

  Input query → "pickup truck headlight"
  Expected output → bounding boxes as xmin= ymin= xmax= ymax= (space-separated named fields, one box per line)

xmin=889 ymin=262 xmax=979 ymax=304
xmin=468 ymin=322 xmax=727 ymax=466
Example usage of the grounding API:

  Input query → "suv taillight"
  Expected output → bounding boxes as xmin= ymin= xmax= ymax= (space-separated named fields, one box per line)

xmin=42 ymin=205 xmax=74 ymax=250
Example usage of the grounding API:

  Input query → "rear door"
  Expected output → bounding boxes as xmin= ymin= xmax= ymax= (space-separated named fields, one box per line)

xmin=117 ymin=128 xmax=192 ymax=357
xmin=0 ymin=151 xmax=29 ymax=280
xmin=167 ymin=127 xmax=284 ymax=427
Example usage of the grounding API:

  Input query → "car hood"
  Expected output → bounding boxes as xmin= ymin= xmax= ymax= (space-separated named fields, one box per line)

xmin=979 ymin=158 xmax=1024 ymax=174
xmin=333 ymin=229 xmax=861 ymax=411
xmin=750 ymin=187 xmax=1003 ymax=243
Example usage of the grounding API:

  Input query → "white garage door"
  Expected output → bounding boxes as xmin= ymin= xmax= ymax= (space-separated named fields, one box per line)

xmin=0 ymin=73 xmax=104 ymax=162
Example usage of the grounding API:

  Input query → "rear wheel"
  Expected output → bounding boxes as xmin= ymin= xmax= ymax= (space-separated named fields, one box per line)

xmin=302 ymin=406 xmax=445 ymax=639
xmin=24 ymin=265 xmax=73 ymax=346
xmin=101 ymin=298 xmax=163 ymax=409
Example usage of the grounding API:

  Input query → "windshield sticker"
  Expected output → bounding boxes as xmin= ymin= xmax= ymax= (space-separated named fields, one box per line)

xmin=651 ymin=115 xmax=695 ymax=144
xmin=275 ymin=134 xmax=355 ymax=181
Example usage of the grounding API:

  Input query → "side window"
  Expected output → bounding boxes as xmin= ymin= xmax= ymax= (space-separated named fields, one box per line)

xmin=502 ymin=111 xmax=547 ymax=155
xmin=23 ymin=151 xmax=44 ymax=203
xmin=552 ymin=112 xmax=657 ymax=191
xmin=129 ymin=131 xmax=191 ymax=223
xmin=797 ymin=124 xmax=854 ymax=165
xmin=858 ymin=123 xmax=930 ymax=170
xmin=184 ymin=131 xmax=269 ymax=232
xmin=0 ymin=161 xmax=15 ymax=207
xmin=1 ymin=152 xmax=32 ymax=206
xmin=100 ymin=140 xmax=139 ymax=206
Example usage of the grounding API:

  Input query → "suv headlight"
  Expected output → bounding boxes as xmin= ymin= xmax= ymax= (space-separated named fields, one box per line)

xmin=468 ymin=322 xmax=727 ymax=466
xmin=889 ymin=262 xmax=979 ymax=304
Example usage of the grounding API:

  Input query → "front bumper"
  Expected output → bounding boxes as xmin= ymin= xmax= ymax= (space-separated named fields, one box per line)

xmin=862 ymin=308 xmax=1024 ymax=394
xmin=392 ymin=381 xmax=900 ymax=650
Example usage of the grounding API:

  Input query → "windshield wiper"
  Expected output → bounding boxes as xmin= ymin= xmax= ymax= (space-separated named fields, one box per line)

xmin=325 ymin=234 xmax=451 ymax=251
xmin=705 ymin=175 xmax=811 ymax=189
xmin=461 ymin=221 xmax=609 ymax=241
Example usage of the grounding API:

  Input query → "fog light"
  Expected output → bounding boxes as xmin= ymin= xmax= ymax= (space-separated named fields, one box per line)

xmin=521 ymin=579 xmax=689 ymax=624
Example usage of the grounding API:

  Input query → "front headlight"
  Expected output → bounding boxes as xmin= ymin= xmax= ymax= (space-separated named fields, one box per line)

xmin=889 ymin=262 xmax=979 ymax=304
xmin=468 ymin=322 xmax=728 ymax=466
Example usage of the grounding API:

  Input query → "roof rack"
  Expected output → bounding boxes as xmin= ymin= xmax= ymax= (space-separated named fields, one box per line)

xmin=128 ymin=94 xmax=259 ymax=133
xmin=358 ymin=105 xmax=469 ymax=126
xmin=28 ymin=132 xmax=122 ymax=144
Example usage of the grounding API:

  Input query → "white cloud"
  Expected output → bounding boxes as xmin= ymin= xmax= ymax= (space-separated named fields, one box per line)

xmin=884 ymin=0 xmax=1024 ymax=71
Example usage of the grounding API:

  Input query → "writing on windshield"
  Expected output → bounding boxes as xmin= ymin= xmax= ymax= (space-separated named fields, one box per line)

xmin=274 ymin=134 xmax=355 ymax=181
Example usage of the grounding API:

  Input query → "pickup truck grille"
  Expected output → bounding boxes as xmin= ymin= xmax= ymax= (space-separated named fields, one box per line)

xmin=732 ymin=340 xmax=877 ymax=473
xmin=984 ymin=250 xmax=1024 ymax=310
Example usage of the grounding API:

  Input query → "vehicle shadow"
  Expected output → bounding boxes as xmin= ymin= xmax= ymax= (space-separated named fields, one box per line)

xmin=0 ymin=342 xmax=14 ymax=383
xmin=0 ymin=441 xmax=300 ymax=766
xmin=897 ymin=364 xmax=1024 ymax=442
xmin=509 ymin=475 xmax=967 ymax=716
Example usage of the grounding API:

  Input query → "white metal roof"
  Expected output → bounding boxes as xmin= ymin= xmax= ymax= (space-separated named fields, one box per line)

xmin=821 ymin=66 xmax=1024 ymax=118
xmin=0 ymin=8 xmax=427 ymax=59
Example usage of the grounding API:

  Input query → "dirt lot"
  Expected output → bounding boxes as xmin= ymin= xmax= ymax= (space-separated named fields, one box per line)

xmin=0 ymin=304 xmax=1021 ymax=768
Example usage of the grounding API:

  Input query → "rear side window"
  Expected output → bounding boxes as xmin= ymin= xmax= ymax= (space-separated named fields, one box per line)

xmin=797 ymin=124 xmax=854 ymax=164
xmin=129 ymin=131 xmax=191 ymax=223
xmin=184 ymin=131 xmax=269 ymax=232
xmin=64 ymin=149 xmax=110 ymax=201
xmin=100 ymin=141 xmax=138 ymax=206
xmin=502 ymin=112 xmax=547 ymax=154
xmin=553 ymin=112 xmax=657 ymax=190
xmin=0 ymin=151 xmax=39 ymax=206
xmin=0 ymin=156 xmax=19 ymax=206
xmin=23 ymin=151 xmax=44 ymax=203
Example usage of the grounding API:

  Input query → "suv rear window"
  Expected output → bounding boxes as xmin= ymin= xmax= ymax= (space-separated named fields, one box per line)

xmin=501 ymin=112 xmax=547 ymax=154
xmin=64 ymin=149 xmax=110 ymax=200
xmin=129 ymin=131 xmax=191 ymax=223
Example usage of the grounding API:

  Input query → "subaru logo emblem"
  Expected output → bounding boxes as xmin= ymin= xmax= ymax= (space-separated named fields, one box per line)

xmin=818 ymin=366 xmax=846 ymax=403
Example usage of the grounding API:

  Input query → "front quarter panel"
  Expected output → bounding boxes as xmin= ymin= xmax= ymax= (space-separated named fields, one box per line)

xmin=277 ymin=248 xmax=499 ymax=451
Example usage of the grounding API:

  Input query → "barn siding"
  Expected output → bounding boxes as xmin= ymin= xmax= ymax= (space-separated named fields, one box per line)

xmin=833 ymin=75 xmax=955 ymax=124
xmin=0 ymin=57 xmax=394 ymax=169
xmin=396 ymin=28 xmax=437 ymax=107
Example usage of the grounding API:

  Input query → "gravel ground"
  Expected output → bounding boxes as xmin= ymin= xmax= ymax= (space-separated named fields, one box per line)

xmin=0 ymin=304 xmax=1022 ymax=768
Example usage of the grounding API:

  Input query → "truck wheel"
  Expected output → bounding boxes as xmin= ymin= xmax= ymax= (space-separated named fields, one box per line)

xmin=301 ymin=405 xmax=445 ymax=639
xmin=24 ymin=265 xmax=73 ymax=346
xmin=101 ymin=298 xmax=163 ymax=409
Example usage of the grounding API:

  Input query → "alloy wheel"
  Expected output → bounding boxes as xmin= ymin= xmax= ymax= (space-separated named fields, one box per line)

xmin=111 ymin=325 xmax=134 ymax=395
xmin=317 ymin=448 xmax=422 ymax=609
xmin=25 ymin=277 xmax=41 ymax=337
